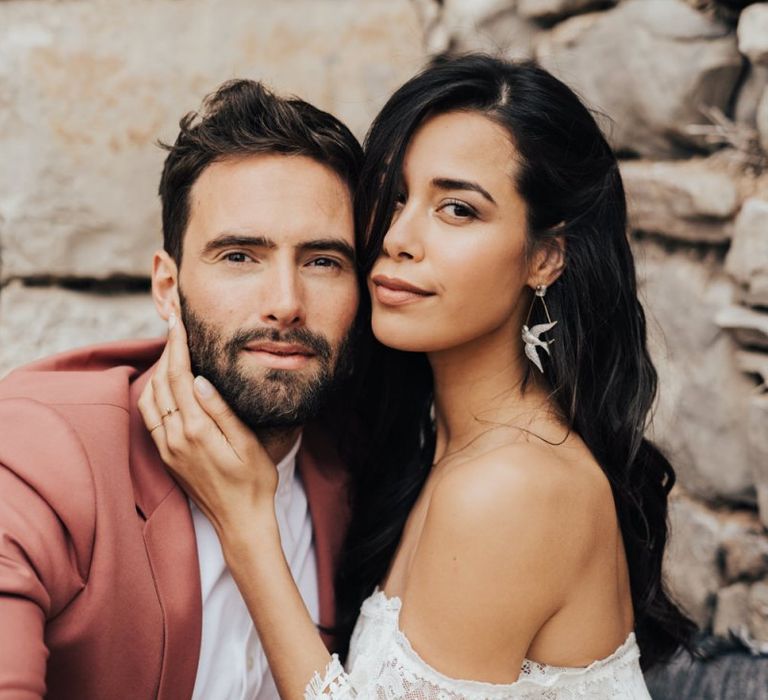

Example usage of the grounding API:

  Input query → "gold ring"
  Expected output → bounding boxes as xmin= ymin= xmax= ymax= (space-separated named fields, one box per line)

xmin=162 ymin=407 xmax=179 ymax=419
xmin=149 ymin=421 xmax=164 ymax=432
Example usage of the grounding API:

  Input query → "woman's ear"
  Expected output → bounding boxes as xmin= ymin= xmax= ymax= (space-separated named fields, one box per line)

xmin=527 ymin=234 xmax=566 ymax=289
xmin=151 ymin=250 xmax=180 ymax=321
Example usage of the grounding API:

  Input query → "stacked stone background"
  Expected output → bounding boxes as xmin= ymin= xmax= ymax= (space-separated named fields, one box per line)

xmin=1 ymin=0 xmax=768 ymax=651
xmin=0 ymin=0 xmax=425 ymax=369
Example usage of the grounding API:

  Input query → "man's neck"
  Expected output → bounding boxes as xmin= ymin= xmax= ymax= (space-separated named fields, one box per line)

xmin=257 ymin=426 xmax=303 ymax=465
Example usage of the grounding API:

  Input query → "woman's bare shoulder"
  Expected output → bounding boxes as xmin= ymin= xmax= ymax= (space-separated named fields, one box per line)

xmin=399 ymin=441 xmax=619 ymax=676
xmin=427 ymin=441 xmax=616 ymax=568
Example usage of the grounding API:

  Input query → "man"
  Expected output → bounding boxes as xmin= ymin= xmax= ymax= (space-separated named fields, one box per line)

xmin=0 ymin=79 xmax=363 ymax=699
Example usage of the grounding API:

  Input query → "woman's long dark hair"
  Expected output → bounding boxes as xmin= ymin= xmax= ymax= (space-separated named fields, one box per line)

xmin=334 ymin=54 xmax=695 ymax=670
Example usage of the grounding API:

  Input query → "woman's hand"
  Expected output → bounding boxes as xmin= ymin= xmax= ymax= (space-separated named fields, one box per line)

xmin=138 ymin=313 xmax=278 ymax=536
xmin=140 ymin=316 xmax=333 ymax=699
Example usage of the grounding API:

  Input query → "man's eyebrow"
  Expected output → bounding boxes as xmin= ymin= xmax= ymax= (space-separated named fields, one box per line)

xmin=202 ymin=234 xmax=276 ymax=255
xmin=201 ymin=234 xmax=355 ymax=262
xmin=299 ymin=238 xmax=356 ymax=263
xmin=431 ymin=177 xmax=497 ymax=205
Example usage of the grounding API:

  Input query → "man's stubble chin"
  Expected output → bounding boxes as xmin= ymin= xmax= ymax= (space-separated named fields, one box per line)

xmin=178 ymin=291 xmax=352 ymax=434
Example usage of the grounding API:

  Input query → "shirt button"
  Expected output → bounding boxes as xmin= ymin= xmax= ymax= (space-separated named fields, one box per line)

xmin=246 ymin=655 xmax=254 ymax=672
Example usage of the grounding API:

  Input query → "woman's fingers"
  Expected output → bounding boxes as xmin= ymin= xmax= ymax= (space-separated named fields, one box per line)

xmin=165 ymin=314 xmax=210 ymax=440
xmin=166 ymin=312 xmax=192 ymax=373
xmin=154 ymin=313 xmax=212 ymax=452
xmin=149 ymin=328 xmax=190 ymax=452
xmin=141 ymin=316 xmax=277 ymax=502
xmin=137 ymin=322 xmax=280 ymax=521
xmin=138 ymin=346 xmax=174 ymax=463
xmin=192 ymin=375 xmax=257 ymax=462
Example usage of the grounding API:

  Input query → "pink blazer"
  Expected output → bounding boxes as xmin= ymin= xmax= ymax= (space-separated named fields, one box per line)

xmin=0 ymin=339 xmax=350 ymax=699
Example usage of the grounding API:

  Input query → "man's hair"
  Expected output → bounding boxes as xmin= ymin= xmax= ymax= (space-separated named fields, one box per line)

xmin=158 ymin=79 xmax=363 ymax=263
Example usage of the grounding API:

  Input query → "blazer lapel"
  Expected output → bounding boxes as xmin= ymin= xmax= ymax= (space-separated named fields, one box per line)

xmin=129 ymin=369 xmax=202 ymax=700
xmin=129 ymin=365 xmax=348 ymax=673
xmin=297 ymin=425 xmax=350 ymax=651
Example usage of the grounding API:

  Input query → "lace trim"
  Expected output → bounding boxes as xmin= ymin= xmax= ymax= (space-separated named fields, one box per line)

xmin=363 ymin=588 xmax=642 ymax=691
xmin=305 ymin=655 xmax=357 ymax=699
xmin=306 ymin=589 xmax=648 ymax=699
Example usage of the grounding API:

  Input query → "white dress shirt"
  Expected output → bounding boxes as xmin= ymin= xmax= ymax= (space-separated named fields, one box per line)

xmin=190 ymin=436 xmax=319 ymax=700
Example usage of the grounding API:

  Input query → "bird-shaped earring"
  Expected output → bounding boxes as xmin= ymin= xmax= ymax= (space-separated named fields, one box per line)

xmin=521 ymin=284 xmax=557 ymax=373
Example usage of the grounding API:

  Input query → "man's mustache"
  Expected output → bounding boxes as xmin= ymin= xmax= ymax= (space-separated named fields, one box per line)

xmin=225 ymin=327 xmax=332 ymax=362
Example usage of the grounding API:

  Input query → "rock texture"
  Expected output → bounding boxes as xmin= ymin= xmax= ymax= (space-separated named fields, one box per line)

xmin=637 ymin=239 xmax=756 ymax=504
xmin=451 ymin=10 xmax=540 ymax=57
xmin=717 ymin=304 xmax=768 ymax=349
xmin=722 ymin=532 xmax=768 ymax=582
xmin=665 ymin=496 xmax=728 ymax=627
xmin=0 ymin=0 xmax=423 ymax=280
xmin=725 ymin=197 xmax=768 ymax=306
xmin=758 ymin=86 xmax=768 ymax=166
xmin=734 ymin=64 xmax=768 ymax=129
xmin=420 ymin=0 xmax=540 ymax=57
xmin=517 ymin=0 xmax=617 ymax=22
xmin=622 ymin=159 xmax=739 ymax=242
xmin=748 ymin=582 xmax=768 ymax=642
xmin=666 ymin=495 xmax=765 ymax=631
xmin=749 ymin=394 xmax=768 ymax=529
xmin=535 ymin=0 xmax=743 ymax=157
xmin=737 ymin=2 xmax=768 ymax=66
xmin=0 ymin=283 xmax=165 ymax=378
xmin=713 ymin=582 xmax=750 ymax=637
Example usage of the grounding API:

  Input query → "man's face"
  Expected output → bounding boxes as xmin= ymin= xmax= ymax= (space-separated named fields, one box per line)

xmin=175 ymin=154 xmax=359 ymax=431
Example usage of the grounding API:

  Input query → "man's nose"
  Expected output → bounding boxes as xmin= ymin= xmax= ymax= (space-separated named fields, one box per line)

xmin=261 ymin=264 xmax=305 ymax=329
xmin=381 ymin=204 xmax=425 ymax=262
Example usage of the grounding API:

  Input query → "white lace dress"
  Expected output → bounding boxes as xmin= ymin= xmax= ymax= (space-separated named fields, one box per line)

xmin=305 ymin=589 xmax=652 ymax=699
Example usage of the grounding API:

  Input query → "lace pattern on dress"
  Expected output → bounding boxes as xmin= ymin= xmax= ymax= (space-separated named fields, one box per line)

xmin=306 ymin=655 xmax=357 ymax=699
xmin=304 ymin=589 xmax=651 ymax=700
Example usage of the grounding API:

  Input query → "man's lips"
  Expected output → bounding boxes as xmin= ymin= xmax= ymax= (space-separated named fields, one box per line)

xmin=371 ymin=274 xmax=436 ymax=306
xmin=245 ymin=341 xmax=314 ymax=356
xmin=243 ymin=341 xmax=316 ymax=369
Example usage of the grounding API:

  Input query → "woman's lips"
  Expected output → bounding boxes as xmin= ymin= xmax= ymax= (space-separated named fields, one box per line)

xmin=243 ymin=341 xmax=315 ymax=370
xmin=371 ymin=275 xmax=436 ymax=307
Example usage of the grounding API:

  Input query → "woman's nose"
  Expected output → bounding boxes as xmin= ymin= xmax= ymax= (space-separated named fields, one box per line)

xmin=381 ymin=204 xmax=424 ymax=262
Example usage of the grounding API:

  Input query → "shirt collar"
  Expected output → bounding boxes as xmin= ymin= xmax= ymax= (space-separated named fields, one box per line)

xmin=275 ymin=433 xmax=302 ymax=498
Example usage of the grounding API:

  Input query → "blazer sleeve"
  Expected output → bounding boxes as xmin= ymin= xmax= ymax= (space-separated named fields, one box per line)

xmin=0 ymin=398 xmax=96 ymax=699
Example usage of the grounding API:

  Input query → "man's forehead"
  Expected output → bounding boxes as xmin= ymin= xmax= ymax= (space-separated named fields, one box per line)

xmin=185 ymin=154 xmax=355 ymax=249
xmin=192 ymin=153 xmax=350 ymax=199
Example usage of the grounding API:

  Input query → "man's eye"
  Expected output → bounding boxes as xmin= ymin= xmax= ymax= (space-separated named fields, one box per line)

xmin=224 ymin=252 xmax=251 ymax=263
xmin=308 ymin=257 xmax=341 ymax=268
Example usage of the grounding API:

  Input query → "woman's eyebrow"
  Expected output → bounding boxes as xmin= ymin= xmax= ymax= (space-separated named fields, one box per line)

xmin=431 ymin=177 xmax=497 ymax=205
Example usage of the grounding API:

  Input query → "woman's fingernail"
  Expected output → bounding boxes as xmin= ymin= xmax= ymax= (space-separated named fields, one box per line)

xmin=194 ymin=375 xmax=214 ymax=398
xmin=168 ymin=312 xmax=177 ymax=330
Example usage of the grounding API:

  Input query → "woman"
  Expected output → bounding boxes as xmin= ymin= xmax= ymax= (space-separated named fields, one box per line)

xmin=141 ymin=55 xmax=693 ymax=697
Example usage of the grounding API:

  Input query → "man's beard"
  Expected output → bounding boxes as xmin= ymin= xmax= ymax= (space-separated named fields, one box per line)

xmin=179 ymin=292 xmax=353 ymax=433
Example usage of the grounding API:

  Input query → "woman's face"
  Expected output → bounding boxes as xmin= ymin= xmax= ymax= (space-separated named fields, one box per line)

xmin=369 ymin=110 xmax=533 ymax=354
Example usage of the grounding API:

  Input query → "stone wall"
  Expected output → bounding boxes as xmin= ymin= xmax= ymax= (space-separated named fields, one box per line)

xmin=2 ymin=0 xmax=768 ymax=650
xmin=0 ymin=0 xmax=425 ymax=372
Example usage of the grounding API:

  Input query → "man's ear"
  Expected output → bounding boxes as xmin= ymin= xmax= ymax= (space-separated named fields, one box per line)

xmin=527 ymin=234 xmax=566 ymax=289
xmin=151 ymin=250 xmax=180 ymax=321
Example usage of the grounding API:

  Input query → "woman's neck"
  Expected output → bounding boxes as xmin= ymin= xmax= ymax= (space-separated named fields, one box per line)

xmin=429 ymin=323 xmax=558 ymax=464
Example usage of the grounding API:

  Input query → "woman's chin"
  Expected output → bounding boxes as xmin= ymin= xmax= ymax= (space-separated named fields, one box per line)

xmin=371 ymin=324 xmax=445 ymax=354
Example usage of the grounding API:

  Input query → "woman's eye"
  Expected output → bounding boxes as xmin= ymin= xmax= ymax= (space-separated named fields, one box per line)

xmin=441 ymin=200 xmax=477 ymax=220
xmin=394 ymin=192 xmax=407 ymax=209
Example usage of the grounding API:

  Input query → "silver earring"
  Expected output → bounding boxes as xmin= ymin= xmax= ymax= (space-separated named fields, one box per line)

xmin=521 ymin=284 xmax=557 ymax=373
